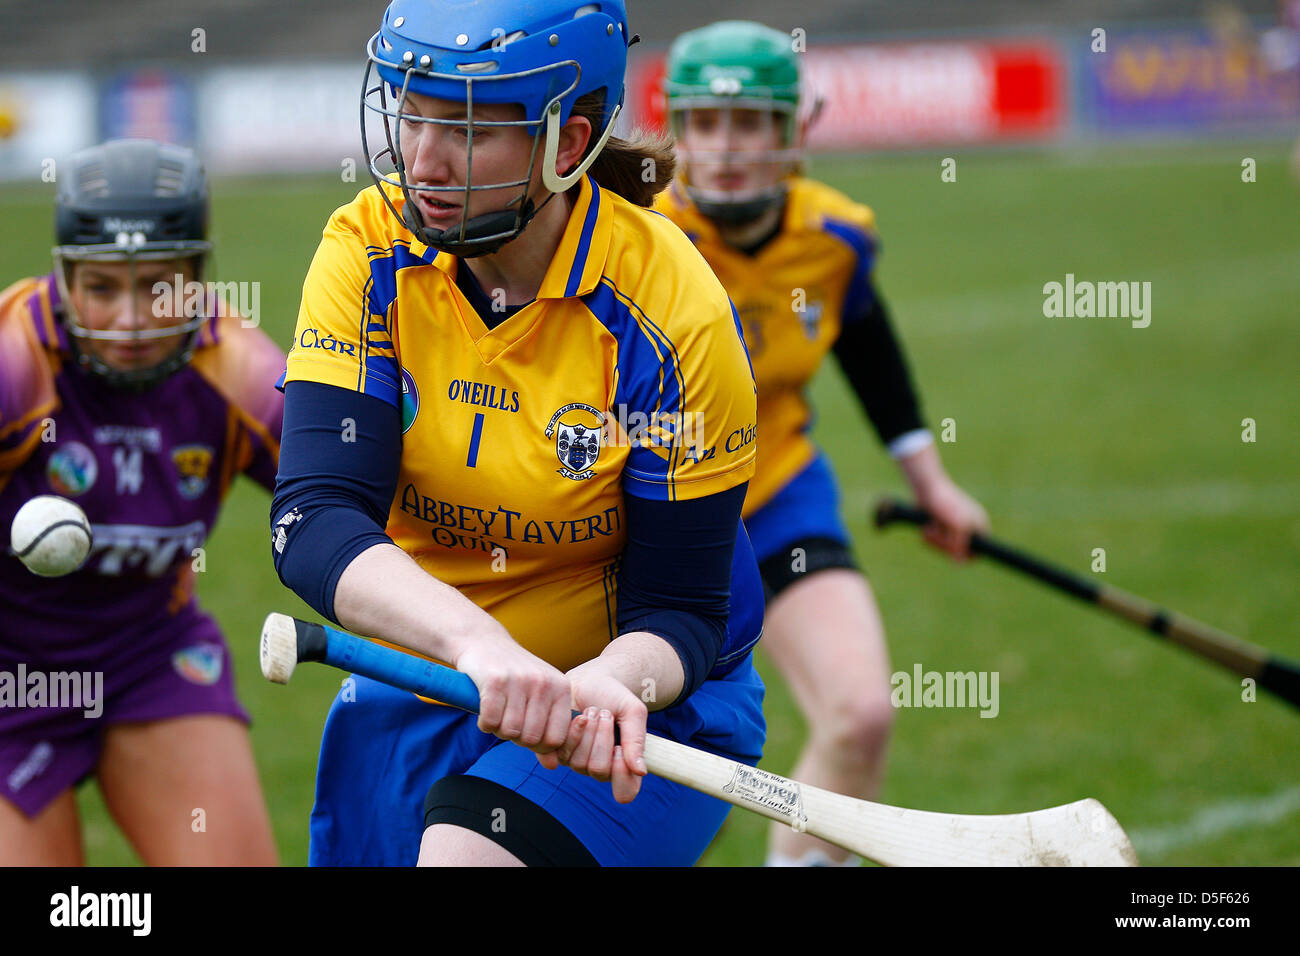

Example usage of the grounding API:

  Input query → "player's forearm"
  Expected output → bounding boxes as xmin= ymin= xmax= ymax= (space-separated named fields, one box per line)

xmin=332 ymin=541 xmax=510 ymax=664
xmin=897 ymin=440 xmax=950 ymax=497
xmin=569 ymin=630 xmax=686 ymax=712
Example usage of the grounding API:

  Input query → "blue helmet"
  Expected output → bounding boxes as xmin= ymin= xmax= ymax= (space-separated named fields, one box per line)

xmin=361 ymin=0 xmax=632 ymax=257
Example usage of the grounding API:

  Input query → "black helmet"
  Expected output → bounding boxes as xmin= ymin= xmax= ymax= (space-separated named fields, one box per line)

xmin=53 ymin=139 xmax=212 ymax=389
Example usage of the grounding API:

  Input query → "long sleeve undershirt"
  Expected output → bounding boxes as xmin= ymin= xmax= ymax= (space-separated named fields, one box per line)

xmin=270 ymin=380 xmax=743 ymax=700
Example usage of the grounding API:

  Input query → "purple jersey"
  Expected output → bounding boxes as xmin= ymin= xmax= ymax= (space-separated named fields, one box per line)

xmin=0 ymin=275 xmax=285 ymax=668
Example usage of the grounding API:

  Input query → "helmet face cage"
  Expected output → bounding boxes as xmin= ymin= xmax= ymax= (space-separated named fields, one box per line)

xmin=668 ymin=90 xmax=801 ymax=219
xmin=54 ymin=238 xmax=212 ymax=390
xmin=362 ymin=30 xmax=619 ymax=258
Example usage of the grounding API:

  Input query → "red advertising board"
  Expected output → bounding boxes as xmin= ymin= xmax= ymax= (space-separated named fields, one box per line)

xmin=628 ymin=38 xmax=1065 ymax=149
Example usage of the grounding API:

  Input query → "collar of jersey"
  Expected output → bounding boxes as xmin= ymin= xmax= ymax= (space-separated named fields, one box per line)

xmin=28 ymin=274 xmax=72 ymax=354
xmin=417 ymin=173 xmax=612 ymax=302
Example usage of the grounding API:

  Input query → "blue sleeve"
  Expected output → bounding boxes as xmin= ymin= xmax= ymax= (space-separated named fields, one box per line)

xmin=616 ymin=482 xmax=748 ymax=705
xmin=823 ymin=216 xmax=878 ymax=326
xmin=270 ymin=380 xmax=400 ymax=623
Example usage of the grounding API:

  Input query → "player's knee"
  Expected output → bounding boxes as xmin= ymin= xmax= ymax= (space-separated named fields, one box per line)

xmin=818 ymin=693 xmax=895 ymax=769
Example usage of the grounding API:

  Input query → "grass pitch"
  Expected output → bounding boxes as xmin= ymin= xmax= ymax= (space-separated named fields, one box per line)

xmin=2 ymin=139 xmax=1296 ymax=865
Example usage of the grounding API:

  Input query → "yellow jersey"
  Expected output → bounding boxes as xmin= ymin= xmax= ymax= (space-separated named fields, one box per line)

xmin=654 ymin=177 xmax=877 ymax=516
xmin=284 ymin=176 xmax=757 ymax=672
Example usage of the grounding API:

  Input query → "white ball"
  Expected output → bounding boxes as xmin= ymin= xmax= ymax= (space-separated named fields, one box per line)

xmin=10 ymin=495 xmax=94 ymax=578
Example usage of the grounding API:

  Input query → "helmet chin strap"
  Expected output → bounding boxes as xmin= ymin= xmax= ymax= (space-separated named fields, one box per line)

xmin=542 ymin=103 xmax=621 ymax=194
xmin=401 ymin=200 xmax=538 ymax=259
xmin=690 ymin=187 xmax=787 ymax=226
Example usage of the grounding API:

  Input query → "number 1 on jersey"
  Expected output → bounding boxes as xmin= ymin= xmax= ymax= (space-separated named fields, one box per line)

xmin=466 ymin=413 xmax=485 ymax=467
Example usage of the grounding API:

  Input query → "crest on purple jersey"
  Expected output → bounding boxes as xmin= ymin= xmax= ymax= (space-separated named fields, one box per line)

xmin=172 ymin=643 xmax=224 ymax=685
xmin=171 ymin=444 xmax=214 ymax=499
xmin=46 ymin=441 xmax=98 ymax=497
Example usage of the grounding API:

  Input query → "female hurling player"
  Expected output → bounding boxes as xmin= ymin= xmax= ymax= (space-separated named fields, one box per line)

xmin=656 ymin=21 xmax=990 ymax=867
xmin=271 ymin=0 xmax=766 ymax=866
xmin=0 ymin=139 xmax=282 ymax=865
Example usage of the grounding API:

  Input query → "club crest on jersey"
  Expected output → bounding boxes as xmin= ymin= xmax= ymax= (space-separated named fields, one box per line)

xmin=545 ymin=403 xmax=604 ymax=481
xmin=401 ymin=368 xmax=420 ymax=434
xmin=172 ymin=643 xmax=224 ymax=686
xmin=46 ymin=441 xmax=98 ymax=497
xmin=171 ymin=445 xmax=214 ymax=499
xmin=798 ymin=300 xmax=824 ymax=340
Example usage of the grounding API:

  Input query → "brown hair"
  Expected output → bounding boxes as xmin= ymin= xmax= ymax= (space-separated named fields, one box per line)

xmin=568 ymin=91 xmax=675 ymax=207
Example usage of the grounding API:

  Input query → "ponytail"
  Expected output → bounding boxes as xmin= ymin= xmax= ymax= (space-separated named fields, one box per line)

xmin=569 ymin=92 xmax=675 ymax=207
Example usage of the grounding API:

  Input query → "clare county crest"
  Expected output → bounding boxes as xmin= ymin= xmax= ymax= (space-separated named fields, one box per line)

xmin=171 ymin=444 xmax=214 ymax=499
xmin=544 ymin=403 xmax=604 ymax=481
xmin=798 ymin=299 xmax=825 ymax=340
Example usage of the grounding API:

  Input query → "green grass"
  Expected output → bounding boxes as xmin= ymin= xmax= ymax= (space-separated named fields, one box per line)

xmin=5 ymin=141 xmax=1298 ymax=865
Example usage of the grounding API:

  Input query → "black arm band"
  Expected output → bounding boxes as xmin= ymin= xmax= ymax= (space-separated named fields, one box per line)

xmin=833 ymin=284 xmax=926 ymax=447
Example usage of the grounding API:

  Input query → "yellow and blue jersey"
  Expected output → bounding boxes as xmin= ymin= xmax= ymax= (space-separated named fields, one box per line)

xmin=284 ymin=175 xmax=758 ymax=673
xmin=654 ymin=177 xmax=877 ymax=517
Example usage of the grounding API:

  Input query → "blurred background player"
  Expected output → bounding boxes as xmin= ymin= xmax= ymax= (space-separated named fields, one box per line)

xmin=271 ymin=0 xmax=765 ymax=866
xmin=1262 ymin=0 xmax=1300 ymax=178
xmin=1207 ymin=1 xmax=1300 ymax=178
xmin=0 ymin=139 xmax=282 ymax=865
xmin=656 ymin=21 xmax=990 ymax=866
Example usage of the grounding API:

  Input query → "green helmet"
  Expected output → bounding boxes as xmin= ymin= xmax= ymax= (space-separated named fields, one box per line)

xmin=665 ymin=21 xmax=803 ymax=223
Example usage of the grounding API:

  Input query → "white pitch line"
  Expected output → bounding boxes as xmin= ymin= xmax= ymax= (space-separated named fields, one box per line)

xmin=1129 ymin=785 xmax=1300 ymax=859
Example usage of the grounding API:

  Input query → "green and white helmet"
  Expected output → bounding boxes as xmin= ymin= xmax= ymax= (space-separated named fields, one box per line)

xmin=665 ymin=20 xmax=803 ymax=223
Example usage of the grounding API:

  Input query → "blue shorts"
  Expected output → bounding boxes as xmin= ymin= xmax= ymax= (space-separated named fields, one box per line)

xmin=743 ymin=451 xmax=852 ymax=564
xmin=308 ymin=654 xmax=766 ymax=866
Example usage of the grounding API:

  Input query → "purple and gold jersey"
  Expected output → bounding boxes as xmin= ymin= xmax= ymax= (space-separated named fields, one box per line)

xmin=284 ymin=176 xmax=758 ymax=673
xmin=0 ymin=275 xmax=285 ymax=666
xmin=654 ymin=177 xmax=877 ymax=516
